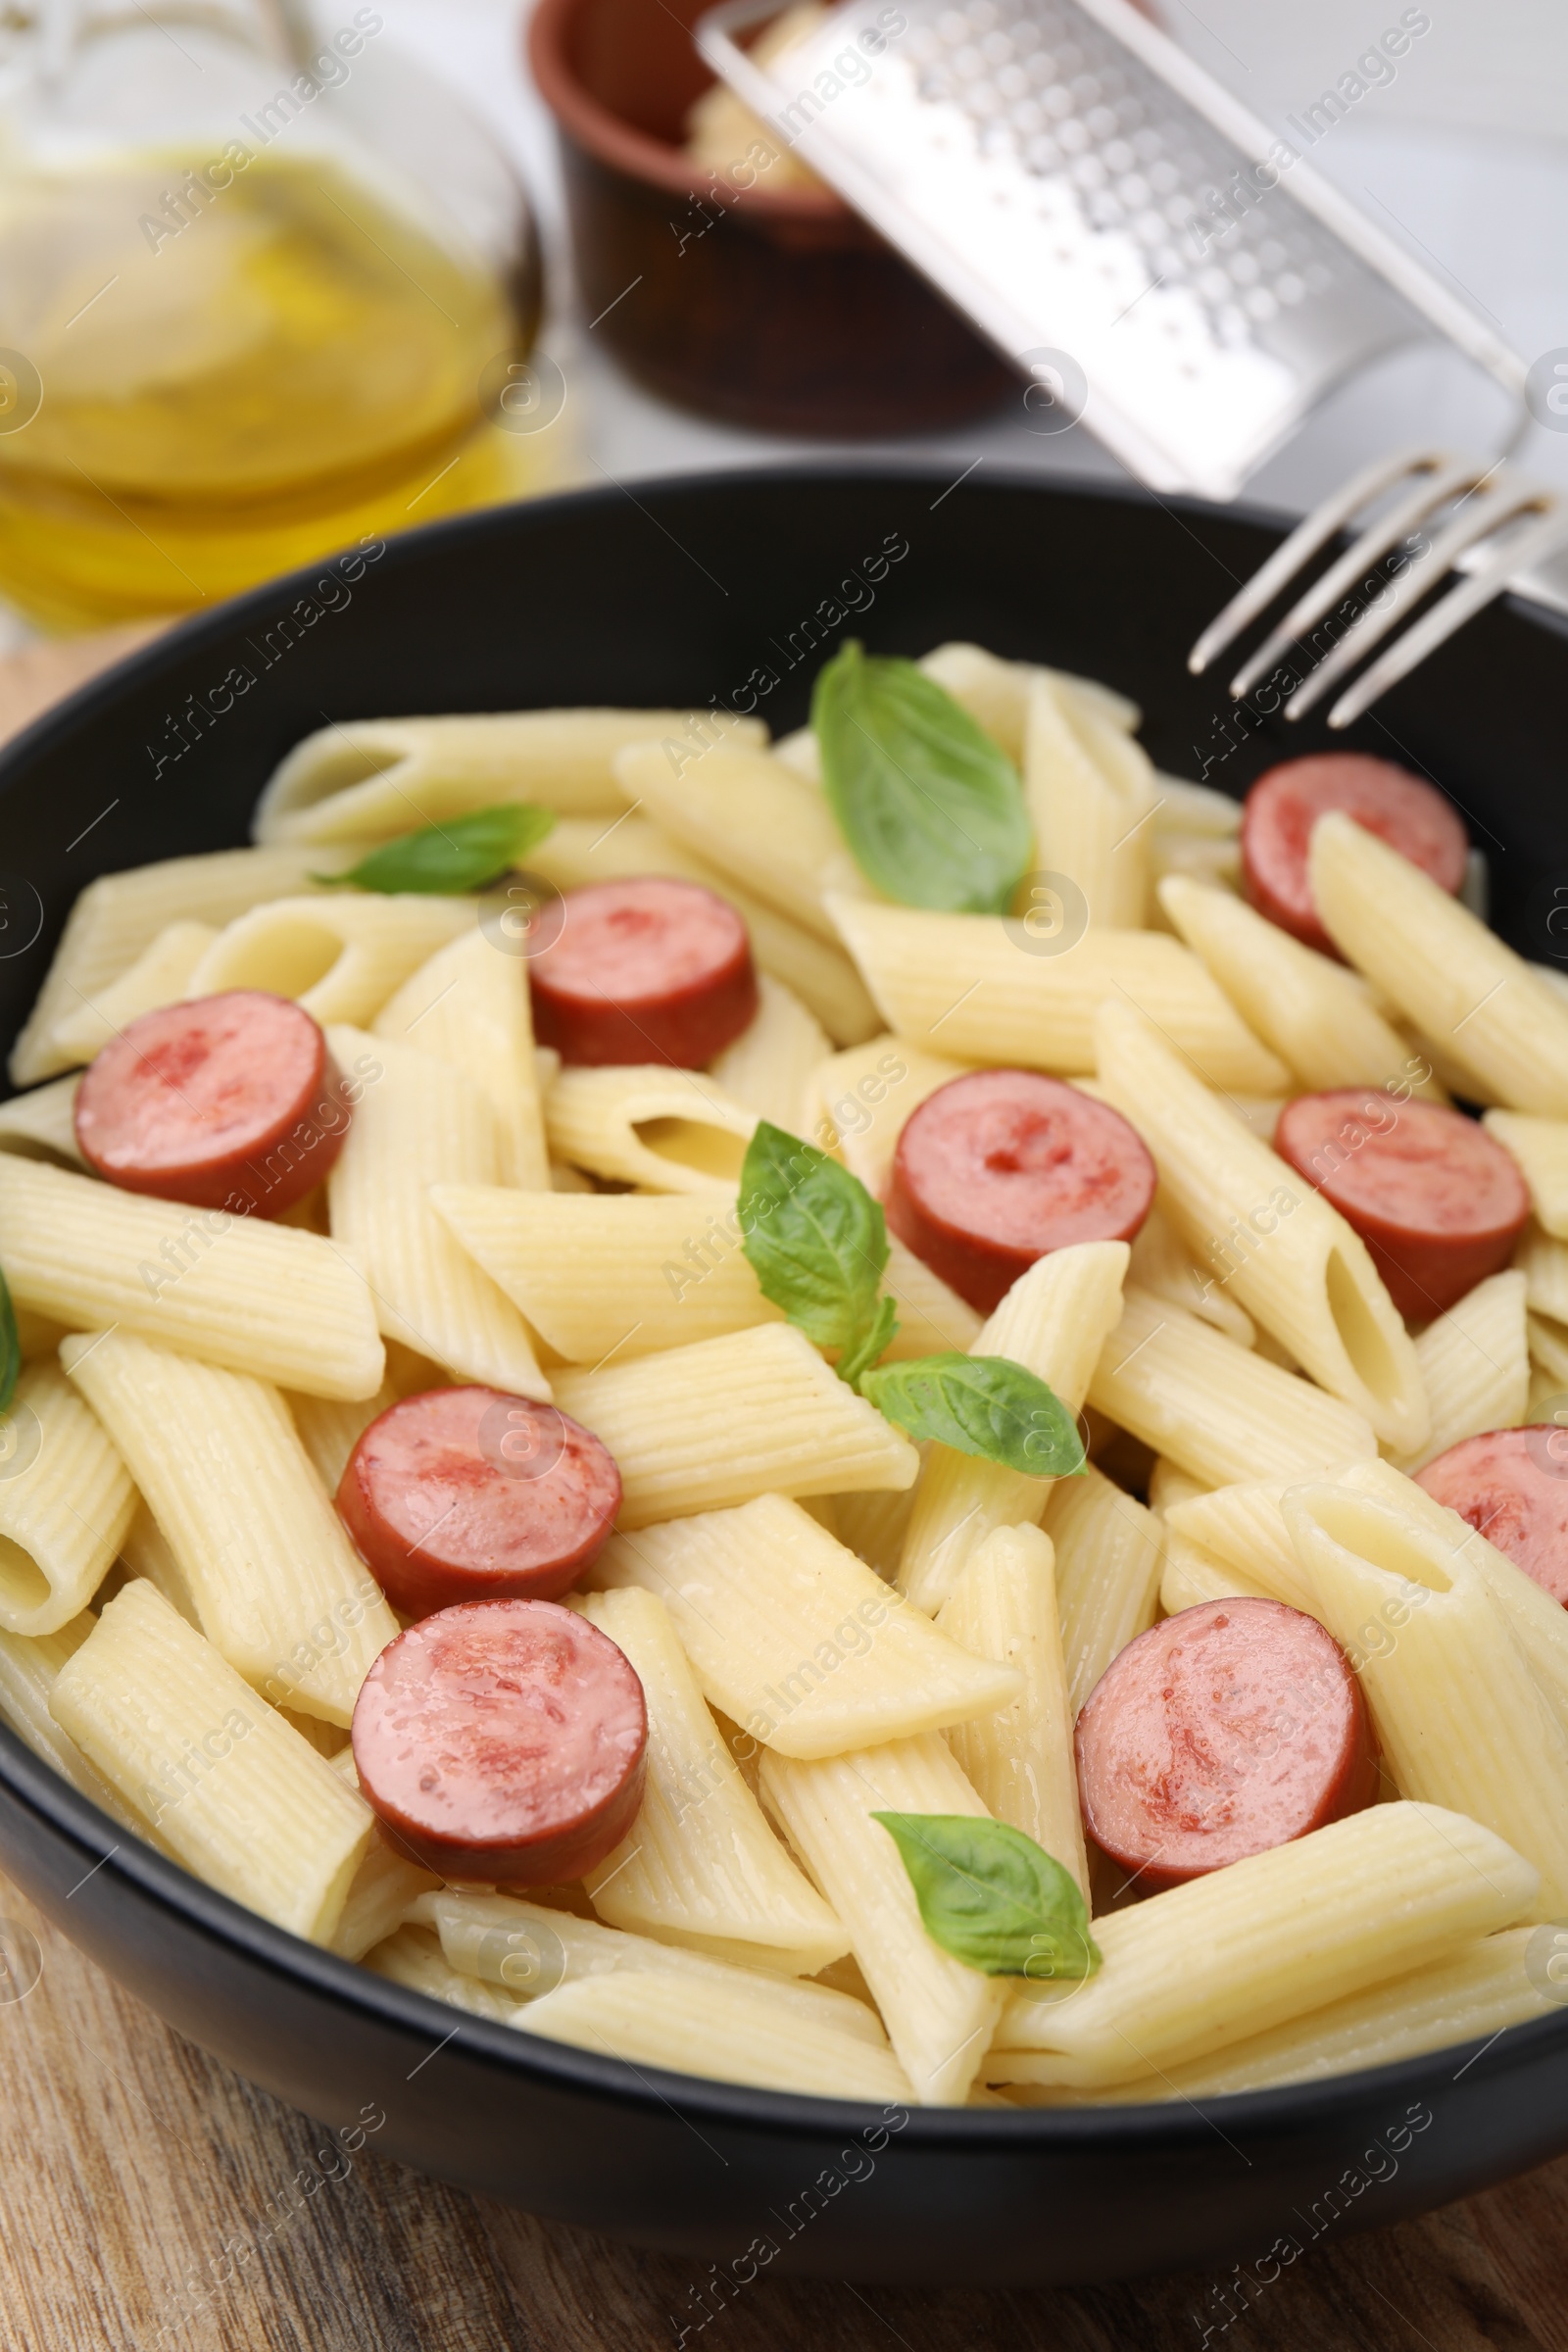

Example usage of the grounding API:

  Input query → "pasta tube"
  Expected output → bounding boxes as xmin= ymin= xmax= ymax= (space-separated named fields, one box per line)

xmin=760 ymin=1734 xmax=1004 ymax=2103
xmin=1046 ymin=1466 xmax=1165 ymax=1714
xmin=554 ymin=1325 xmax=917 ymax=1527
xmin=1393 ymin=1270 xmax=1529 ymax=1473
xmin=543 ymin=1065 xmax=756 ymax=1195
xmin=1146 ymin=1457 xmax=1211 ymax=1515
xmin=936 ymin=1522 xmax=1089 ymax=1896
xmin=918 ymin=642 xmax=1139 ymax=757
xmin=0 ymin=1155 xmax=383 ymax=1399
xmin=372 ymin=925 xmax=548 ymax=1190
xmin=328 ymin=1840 xmax=440 ymax=1964
xmin=64 ymin=1331 xmax=399 ymax=1725
xmin=986 ymin=1801 xmax=1538 ymax=2085
xmin=1095 ymin=999 xmax=1429 ymax=1454
xmin=0 ymin=1074 xmax=84 ymax=1169
xmin=0 ymin=1361 xmax=136 ymax=1636
xmin=1283 ymin=1482 xmax=1568 ymax=1917
xmin=828 ymin=898 xmax=1290 ymax=1095
xmin=577 ymin=1587 xmax=849 ymax=1973
xmin=186 ymin=896 xmax=471 ymax=1030
xmin=1310 ymin=810 xmax=1568 ymax=1115
xmin=1158 ymin=1529 xmax=1270 ymax=1614
xmin=325 ymin=1027 xmax=550 ymax=1397
xmin=1163 ymin=1480 xmax=1319 ymax=1613
xmin=584 ymin=1492 xmax=1019 ymax=1754
xmin=51 ymin=1582 xmax=374 ymax=1942
xmin=252 ymin=710 xmax=760 ymax=842
xmin=0 ymin=1614 xmax=173 ymax=1848
xmin=802 ymin=1035 xmax=971 ymax=1198
xmin=1515 ymin=1223 xmax=1568 ymax=1325
xmin=11 ymin=845 xmax=336 ymax=1085
xmin=1024 ymin=674 xmax=1156 ymax=929
xmin=1487 ymin=1111 xmax=1568 ymax=1240
xmin=615 ymin=740 xmax=867 ymax=943
xmin=898 ymin=1241 xmax=1129 ymax=1612
xmin=49 ymin=919 xmax=217 ymax=1067
xmin=709 ymin=973 xmax=830 ymax=1134
xmin=1086 ymin=1285 xmax=1378 ymax=1487
xmin=1128 ymin=1200 xmax=1253 ymax=1348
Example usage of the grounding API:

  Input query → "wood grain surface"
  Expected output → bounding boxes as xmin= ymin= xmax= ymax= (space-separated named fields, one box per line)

xmin=4 ymin=628 xmax=1568 ymax=2352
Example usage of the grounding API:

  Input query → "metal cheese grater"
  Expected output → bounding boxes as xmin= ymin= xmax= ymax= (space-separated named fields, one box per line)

xmin=697 ymin=0 xmax=1526 ymax=503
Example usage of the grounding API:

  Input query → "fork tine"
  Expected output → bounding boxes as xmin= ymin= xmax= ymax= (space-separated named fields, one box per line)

xmin=1326 ymin=503 xmax=1568 ymax=729
xmin=1228 ymin=457 xmax=1482 ymax=699
xmin=1187 ymin=448 xmax=1454 ymax=678
xmin=1283 ymin=478 xmax=1555 ymax=722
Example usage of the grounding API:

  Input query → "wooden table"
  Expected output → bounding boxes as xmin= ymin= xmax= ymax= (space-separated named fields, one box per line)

xmin=4 ymin=630 xmax=1568 ymax=2351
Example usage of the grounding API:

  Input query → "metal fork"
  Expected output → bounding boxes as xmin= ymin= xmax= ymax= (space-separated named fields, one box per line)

xmin=1188 ymin=446 xmax=1568 ymax=729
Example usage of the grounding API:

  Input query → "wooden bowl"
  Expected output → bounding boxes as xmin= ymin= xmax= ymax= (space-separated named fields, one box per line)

xmin=526 ymin=0 xmax=1015 ymax=435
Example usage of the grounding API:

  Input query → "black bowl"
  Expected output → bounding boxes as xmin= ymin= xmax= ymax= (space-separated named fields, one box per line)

xmin=3 ymin=467 xmax=1568 ymax=2287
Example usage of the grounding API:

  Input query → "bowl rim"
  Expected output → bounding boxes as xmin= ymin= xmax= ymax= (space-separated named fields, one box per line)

xmin=3 ymin=458 xmax=1567 ymax=2149
xmin=526 ymin=0 xmax=852 ymax=215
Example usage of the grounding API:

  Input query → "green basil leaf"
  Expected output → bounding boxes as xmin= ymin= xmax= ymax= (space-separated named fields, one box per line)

xmin=859 ymin=1352 xmax=1085 ymax=1475
xmin=324 ymin=803 xmax=557 ymax=895
xmin=0 ymin=1265 xmax=18 ymax=1417
xmin=738 ymin=1120 xmax=893 ymax=1370
xmin=872 ymin=1813 xmax=1102 ymax=1979
xmin=812 ymin=641 xmax=1032 ymax=914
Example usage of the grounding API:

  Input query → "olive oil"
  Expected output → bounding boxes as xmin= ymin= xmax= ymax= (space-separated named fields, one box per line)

xmin=0 ymin=149 xmax=543 ymax=628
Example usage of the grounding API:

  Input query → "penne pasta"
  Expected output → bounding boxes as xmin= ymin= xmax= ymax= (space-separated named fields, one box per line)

xmin=1127 ymin=1198 xmax=1253 ymax=1348
xmin=556 ymin=1325 xmax=916 ymax=1526
xmin=918 ymin=641 xmax=1139 ymax=759
xmin=936 ymin=1522 xmax=1089 ymax=1896
xmin=576 ymin=1587 xmax=849 ymax=1973
xmin=616 ymin=739 xmax=868 ymax=944
xmin=1514 ymin=1222 xmax=1568 ymax=1326
xmin=11 ymin=845 xmax=342 ymax=1086
xmin=1015 ymin=1929 xmax=1552 ymax=2102
xmin=1487 ymin=1111 xmax=1568 ymax=1240
xmin=51 ymin=1581 xmax=374 ymax=1942
xmin=1158 ymin=874 xmax=1447 ymax=1101
xmin=828 ymin=897 xmax=1290 ymax=1095
xmin=1310 ymin=810 xmax=1568 ymax=1115
xmin=802 ymin=1035 xmax=971 ymax=1197
xmin=186 ymin=895 xmax=472 ymax=1030
xmin=0 ymin=1361 xmax=137 ymax=1636
xmin=285 ymin=1375 xmax=401 ymax=1495
xmin=49 ymin=919 xmax=218 ymax=1068
xmin=251 ymin=710 xmax=762 ymax=842
xmin=709 ymin=972 xmax=830 ymax=1133
xmin=325 ymin=1026 xmax=550 ymax=1397
xmin=1145 ymin=1456 xmax=1210 ymax=1515
xmin=514 ymin=1968 xmax=913 ymax=2102
xmin=328 ymin=1839 xmax=440 ymax=1964
xmin=0 ymin=1613 xmax=173 ymax=1848
xmin=584 ymin=1492 xmax=1018 ymax=1754
xmin=1284 ymin=1482 xmax=1568 ymax=1916
xmin=1393 ymin=1270 xmax=1529 ymax=1472
xmin=1158 ymin=1529 xmax=1271 ymax=1615
xmin=1023 ymin=674 xmax=1156 ymax=930
xmin=898 ymin=1241 xmax=1129 ymax=1612
xmin=371 ymin=924 xmax=549 ymax=1190
xmin=527 ymin=815 xmax=881 ymax=1047
xmin=760 ymin=1733 xmax=1004 ymax=2103
xmin=830 ymin=1483 xmax=922 ymax=1583
xmin=63 ymin=1330 xmax=400 ymax=1725
xmin=0 ymin=1074 xmax=84 ymax=1169
xmin=1087 ymin=1284 xmax=1378 ymax=1488
xmin=1046 ymin=1466 xmax=1165 ymax=1715
xmin=1162 ymin=1479 xmax=1319 ymax=1614
xmin=0 ymin=1154 xmax=383 ymax=1398
xmin=543 ymin=1064 xmax=756 ymax=1195
xmin=1095 ymin=999 xmax=1429 ymax=1454
xmin=986 ymin=1801 xmax=1538 ymax=2086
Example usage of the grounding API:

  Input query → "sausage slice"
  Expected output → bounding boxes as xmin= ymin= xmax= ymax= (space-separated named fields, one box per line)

xmin=73 ymin=990 xmax=348 ymax=1215
xmin=886 ymin=1068 xmax=1155 ymax=1314
xmin=528 ymin=876 xmax=759 ymax=1067
xmin=1075 ymin=1597 xmax=1378 ymax=1890
xmin=1241 ymin=753 xmax=1468 ymax=957
xmin=1274 ymin=1091 xmax=1529 ymax=1320
xmin=337 ymin=1387 xmax=621 ymax=1620
xmin=352 ymin=1599 xmax=647 ymax=1883
xmin=1416 ymin=1428 xmax=1568 ymax=1604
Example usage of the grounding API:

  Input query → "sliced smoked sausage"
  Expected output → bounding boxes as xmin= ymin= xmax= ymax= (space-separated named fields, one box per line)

xmin=73 ymin=990 xmax=348 ymax=1215
xmin=337 ymin=1387 xmax=621 ymax=1621
xmin=1416 ymin=1427 xmax=1568 ymax=1604
xmin=528 ymin=876 xmax=759 ymax=1067
xmin=1241 ymin=753 xmax=1468 ymax=957
xmin=351 ymin=1598 xmax=647 ymax=1883
xmin=1075 ymin=1596 xmax=1378 ymax=1890
xmin=1274 ymin=1090 xmax=1529 ymax=1320
xmin=885 ymin=1068 xmax=1155 ymax=1315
